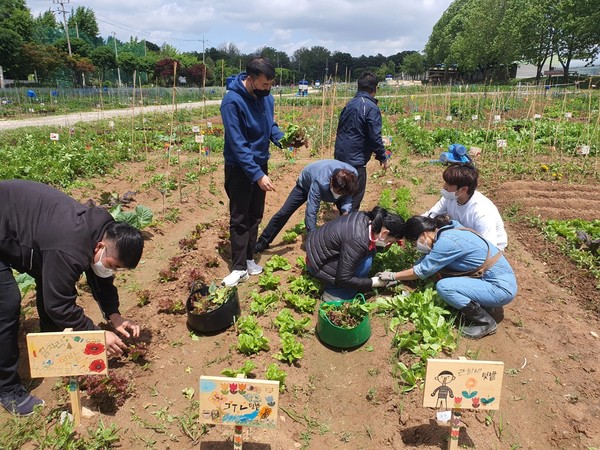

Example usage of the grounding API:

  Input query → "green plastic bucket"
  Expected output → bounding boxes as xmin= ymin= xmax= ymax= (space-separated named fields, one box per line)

xmin=316 ymin=294 xmax=371 ymax=348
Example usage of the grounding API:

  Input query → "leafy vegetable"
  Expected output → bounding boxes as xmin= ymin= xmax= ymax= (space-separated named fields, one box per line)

xmin=258 ymin=272 xmax=281 ymax=290
xmin=288 ymin=275 xmax=321 ymax=296
xmin=279 ymin=124 xmax=308 ymax=148
xmin=221 ymin=361 xmax=256 ymax=378
xmin=264 ymin=255 xmax=292 ymax=273
xmin=109 ymin=204 xmax=154 ymax=230
xmin=236 ymin=316 xmax=270 ymax=355
xmin=265 ymin=363 xmax=287 ymax=392
xmin=249 ymin=291 xmax=280 ymax=316
xmin=274 ymin=333 xmax=304 ymax=364
xmin=283 ymin=292 xmax=317 ymax=314
xmin=273 ymin=309 xmax=311 ymax=336
xmin=190 ymin=283 xmax=235 ymax=315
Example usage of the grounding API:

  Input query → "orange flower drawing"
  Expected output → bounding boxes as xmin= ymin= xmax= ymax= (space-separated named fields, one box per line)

xmin=465 ymin=377 xmax=478 ymax=389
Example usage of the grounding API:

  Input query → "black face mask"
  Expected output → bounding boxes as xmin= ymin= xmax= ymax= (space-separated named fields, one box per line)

xmin=253 ymin=88 xmax=271 ymax=98
xmin=249 ymin=77 xmax=271 ymax=98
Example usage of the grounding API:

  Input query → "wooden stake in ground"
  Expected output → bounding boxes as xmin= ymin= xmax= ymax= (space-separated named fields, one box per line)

xmin=26 ymin=329 xmax=108 ymax=427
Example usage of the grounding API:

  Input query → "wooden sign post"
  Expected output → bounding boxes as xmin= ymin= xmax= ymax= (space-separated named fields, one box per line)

xmin=199 ymin=375 xmax=279 ymax=448
xmin=423 ymin=358 xmax=504 ymax=450
xmin=26 ymin=329 xmax=108 ymax=426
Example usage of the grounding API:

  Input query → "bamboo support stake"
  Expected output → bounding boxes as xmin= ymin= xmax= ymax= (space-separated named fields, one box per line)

xmin=139 ymin=74 xmax=149 ymax=162
xmin=327 ymin=64 xmax=339 ymax=157
xmin=131 ymin=69 xmax=136 ymax=158
xmin=319 ymin=80 xmax=327 ymax=159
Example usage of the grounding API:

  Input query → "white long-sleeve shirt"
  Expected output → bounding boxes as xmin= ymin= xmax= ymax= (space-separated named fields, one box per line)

xmin=424 ymin=190 xmax=508 ymax=250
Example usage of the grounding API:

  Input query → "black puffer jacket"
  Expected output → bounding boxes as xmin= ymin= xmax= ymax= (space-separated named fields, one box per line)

xmin=306 ymin=211 xmax=374 ymax=291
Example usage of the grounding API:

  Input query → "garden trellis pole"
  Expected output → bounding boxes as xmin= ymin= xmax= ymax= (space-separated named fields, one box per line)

xmin=327 ymin=64 xmax=339 ymax=156
xmin=131 ymin=70 xmax=136 ymax=158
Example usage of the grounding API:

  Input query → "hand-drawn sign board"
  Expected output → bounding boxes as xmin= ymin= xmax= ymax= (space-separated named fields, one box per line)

xmin=423 ymin=359 xmax=504 ymax=411
xmin=26 ymin=330 xmax=108 ymax=378
xmin=199 ymin=376 xmax=279 ymax=428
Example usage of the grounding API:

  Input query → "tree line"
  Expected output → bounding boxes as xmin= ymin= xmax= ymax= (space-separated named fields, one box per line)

xmin=2 ymin=0 xmax=597 ymax=88
xmin=0 ymin=1 xmax=423 ymax=88
xmin=424 ymin=0 xmax=600 ymax=82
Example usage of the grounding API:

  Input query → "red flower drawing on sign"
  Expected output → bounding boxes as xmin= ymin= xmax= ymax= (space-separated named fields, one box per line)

xmin=84 ymin=342 xmax=105 ymax=355
xmin=89 ymin=359 xmax=106 ymax=373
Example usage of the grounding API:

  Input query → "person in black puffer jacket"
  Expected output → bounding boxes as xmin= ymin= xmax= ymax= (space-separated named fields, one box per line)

xmin=305 ymin=206 xmax=405 ymax=301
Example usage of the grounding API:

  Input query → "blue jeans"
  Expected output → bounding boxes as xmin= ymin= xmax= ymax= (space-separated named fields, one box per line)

xmin=435 ymin=259 xmax=518 ymax=309
xmin=323 ymin=253 xmax=373 ymax=301
xmin=257 ymin=184 xmax=307 ymax=247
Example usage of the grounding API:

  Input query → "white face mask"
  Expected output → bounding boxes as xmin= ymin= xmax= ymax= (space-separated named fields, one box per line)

xmin=91 ymin=247 xmax=115 ymax=278
xmin=440 ymin=188 xmax=459 ymax=201
xmin=416 ymin=240 xmax=432 ymax=254
xmin=331 ymin=188 xmax=342 ymax=200
xmin=375 ymin=239 xmax=388 ymax=248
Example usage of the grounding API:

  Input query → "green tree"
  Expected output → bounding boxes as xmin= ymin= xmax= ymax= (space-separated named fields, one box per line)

xmin=117 ymin=52 xmax=140 ymax=83
xmin=91 ymin=45 xmax=116 ymax=80
xmin=401 ymin=52 xmax=425 ymax=78
xmin=551 ymin=0 xmax=600 ymax=79
xmin=0 ymin=28 xmax=23 ymax=76
xmin=19 ymin=43 xmax=67 ymax=82
xmin=32 ymin=10 xmax=62 ymax=45
xmin=68 ymin=6 xmax=100 ymax=46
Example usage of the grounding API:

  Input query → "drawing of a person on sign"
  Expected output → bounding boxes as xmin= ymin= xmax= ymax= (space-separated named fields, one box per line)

xmin=430 ymin=370 xmax=455 ymax=409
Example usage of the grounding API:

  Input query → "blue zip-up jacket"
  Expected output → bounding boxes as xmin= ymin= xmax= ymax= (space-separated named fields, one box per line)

xmin=298 ymin=160 xmax=358 ymax=232
xmin=221 ymin=72 xmax=284 ymax=182
xmin=334 ymin=91 xmax=387 ymax=167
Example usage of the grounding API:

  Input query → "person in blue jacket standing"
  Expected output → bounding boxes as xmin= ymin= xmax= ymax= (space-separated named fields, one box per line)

xmin=255 ymin=160 xmax=359 ymax=253
xmin=220 ymin=57 xmax=285 ymax=287
xmin=334 ymin=71 xmax=389 ymax=210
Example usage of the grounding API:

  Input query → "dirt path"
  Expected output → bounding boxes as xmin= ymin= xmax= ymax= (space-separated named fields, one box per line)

xmin=0 ymin=100 xmax=222 ymax=131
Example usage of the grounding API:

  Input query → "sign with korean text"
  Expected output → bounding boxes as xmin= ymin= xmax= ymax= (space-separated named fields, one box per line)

xmin=26 ymin=330 xmax=108 ymax=378
xmin=50 ymin=133 xmax=59 ymax=141
xmin=423 ymin=359 xmax=504 ymax=411
xmin=199 ymin=376 xmax=279 ymax=428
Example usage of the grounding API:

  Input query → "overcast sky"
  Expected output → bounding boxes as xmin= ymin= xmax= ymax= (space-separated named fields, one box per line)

xmin=27 ymin=0 xmax=454 ymax=57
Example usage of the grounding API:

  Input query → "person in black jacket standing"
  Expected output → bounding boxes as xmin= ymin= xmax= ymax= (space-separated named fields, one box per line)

xmin=334 ymin=71 xmax=389 ymax=211
xmin=305 ymin=207 xmax=405 ymax=301
xmin=0 ymin=180 xmax=144 ymax=416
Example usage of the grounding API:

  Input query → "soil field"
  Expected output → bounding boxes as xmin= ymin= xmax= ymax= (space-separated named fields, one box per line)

xmin=3 ymin=114 xmax=600 ymax=450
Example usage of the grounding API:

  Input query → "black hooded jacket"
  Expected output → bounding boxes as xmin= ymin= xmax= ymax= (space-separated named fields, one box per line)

xmin=305 ymin=211 xmax=374 ymax=291
xmin=0 ymin=180 xmax=119 ymax=330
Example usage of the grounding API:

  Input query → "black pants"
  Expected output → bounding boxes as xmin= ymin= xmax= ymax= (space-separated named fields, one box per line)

xmin=0 ymin=258 xmax=22 ymax=394
xmin=337 ymin=165 xmax=367 ymax=212
xmin=225 ymin=164 xmax=267 ymax=270
xmin=258 ymin=184 xmax=308 ymax=247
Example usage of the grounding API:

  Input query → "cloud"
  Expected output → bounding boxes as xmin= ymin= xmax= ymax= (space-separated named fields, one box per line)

xmin=26 ymin=0 xmax=453 ymax=55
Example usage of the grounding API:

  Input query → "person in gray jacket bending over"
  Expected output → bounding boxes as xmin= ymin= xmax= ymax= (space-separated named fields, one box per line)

xmin=255 ymin=160 xmax=359 ymax=253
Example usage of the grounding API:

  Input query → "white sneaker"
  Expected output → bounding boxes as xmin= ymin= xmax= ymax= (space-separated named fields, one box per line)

xmin=246 ymin=260 xmax=263 ymax=275
xmin=222 ymin=270 xmax=249 ymax=287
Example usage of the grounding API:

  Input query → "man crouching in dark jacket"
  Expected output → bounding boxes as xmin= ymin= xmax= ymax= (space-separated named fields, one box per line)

xmin=305 ymin=206 xmax=405 ymax=301
xmin=0 ymin=179 xmax=144 ymax=416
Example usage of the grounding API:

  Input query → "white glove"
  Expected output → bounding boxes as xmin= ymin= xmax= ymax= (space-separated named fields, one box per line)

xmin=371 ymin=276 xmax=388 ymax=288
